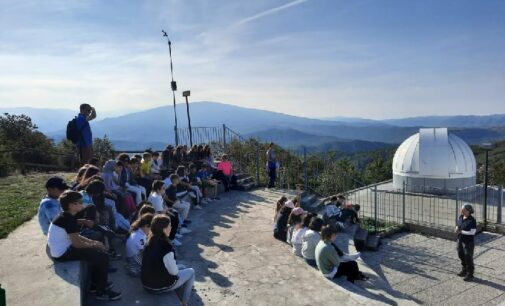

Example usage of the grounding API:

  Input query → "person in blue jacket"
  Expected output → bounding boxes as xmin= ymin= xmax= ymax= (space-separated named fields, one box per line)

xmin=76 ymin=103 xmax=97 ymax=165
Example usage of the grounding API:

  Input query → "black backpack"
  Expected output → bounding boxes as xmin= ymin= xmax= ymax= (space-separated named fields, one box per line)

xmin=66 ymin=117 xmax=82 ymax=144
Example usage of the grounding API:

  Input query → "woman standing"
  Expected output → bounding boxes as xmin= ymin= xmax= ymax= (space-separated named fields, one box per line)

xmin=455 ymin=204 xmax=477 ymax=281
xmin=266 ymin=142 xmax=277 ymax=188
xmin=141 ymin=215 xmax=195 ymax=305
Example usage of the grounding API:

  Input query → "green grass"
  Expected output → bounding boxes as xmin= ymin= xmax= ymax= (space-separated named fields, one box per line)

xmin=0 ymin=172 xmax=74 ymax=239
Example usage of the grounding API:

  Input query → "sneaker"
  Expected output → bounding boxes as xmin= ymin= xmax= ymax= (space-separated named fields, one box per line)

xmin=171 ymin=239 xmax=182 ymax=246
xmin=194 ymin=205 xmax=203 ymax=210
xmin=201 ymin=199 xmax=209 ymax=205
xmin=205 ymin=198 xmax=213 ymax=203
xmin=179 ymin=227 xmax=192 ymax=235
xmin=463 ymin=274 xmax=474 ymax=282
xmin=212 ymin=197 xmax=220 ymax=200
xmin=457 ymin=269 xmax=467 ymax=277
xmin=89 ymin=282 xmax=114 ymax=293
xmin=95 ymin=289 xmax=122 ymax=301
xmin=175 ymin=233 xmax=183 ymax=239
xmin=183 ymin=219 xmax=192 ymax=224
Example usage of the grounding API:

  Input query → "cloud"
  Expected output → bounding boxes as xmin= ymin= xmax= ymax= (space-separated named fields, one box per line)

xmin=234 ymin=0 xmax=309 ymax=27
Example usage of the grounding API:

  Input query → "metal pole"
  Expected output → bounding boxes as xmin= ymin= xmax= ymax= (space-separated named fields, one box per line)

xmin=256 ymin=145 xmax=260 ymax=186
xmin=456 ymin=187 xmax=459 ymax=225
xmin=484 ymin=149 xmax=489 ymax=229
xmin=162 ymin=30 xmax=179 ymax=145
xmin=184 ymin=95 xmax=193 ymax=147
xmin=374 ymin=185 xmax=378 ymax=229
xmin=498 ymin=185 xmax=503 ymax=224
xmin=303 ymin=147 xmax=308 ymax=191
xmin=222 ymin=124 xmax=227 ymax=148
xmin=402 ymin=181 xmax=406 ymax=224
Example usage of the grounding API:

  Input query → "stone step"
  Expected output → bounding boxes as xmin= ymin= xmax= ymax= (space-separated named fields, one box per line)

xmin=237 ymin=176 xmax=254 ymax=185
xmin=365 ymin=235 xmax=381 ymax=251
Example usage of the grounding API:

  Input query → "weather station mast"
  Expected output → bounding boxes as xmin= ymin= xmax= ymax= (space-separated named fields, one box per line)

xmin=162 ymin=30 xmax=179 ymax=146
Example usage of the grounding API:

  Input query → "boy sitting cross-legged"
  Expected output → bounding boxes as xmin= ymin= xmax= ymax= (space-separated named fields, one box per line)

xmin=47 ymin=190 xmax=122 ymax=301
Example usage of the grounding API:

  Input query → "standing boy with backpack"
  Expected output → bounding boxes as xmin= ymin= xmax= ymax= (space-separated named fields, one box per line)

xmin=67 ymin=103 xmax=96 ymax=165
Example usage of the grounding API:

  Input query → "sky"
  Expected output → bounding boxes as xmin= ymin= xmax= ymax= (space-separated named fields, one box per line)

xmin=0 ymin=0 xmax=504 ymax=119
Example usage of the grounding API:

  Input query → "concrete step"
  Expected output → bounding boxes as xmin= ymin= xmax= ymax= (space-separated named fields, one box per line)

xmin=238 ymin=181 xmax=256 ymax=191
xmin=365 ymin=235 xmax=381 ymax=251
xmin=237 ymin=176 xmax=254 ymax=185
xmin=353 ymin=227 xmax=369 ymax=252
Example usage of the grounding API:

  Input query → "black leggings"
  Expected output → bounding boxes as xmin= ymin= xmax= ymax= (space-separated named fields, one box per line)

xmin=54 ymin=246 xmax=109 ymax=293
xmin=336 ymin=261 xmax=361 ymax=283
xmin=458 ymin=239 xmax=475 ymax=275
xmin=166 ymin=209 xmax=180 ymax=240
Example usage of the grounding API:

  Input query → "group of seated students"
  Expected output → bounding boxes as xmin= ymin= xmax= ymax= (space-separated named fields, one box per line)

xmin=37 ymin=145 xmax=236 ymax=304
xmin=273 ymin=193 xmax=368 ymax=284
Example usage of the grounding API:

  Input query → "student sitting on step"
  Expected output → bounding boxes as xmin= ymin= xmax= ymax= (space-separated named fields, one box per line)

xmin=291 ymin=212 xmax=315 ymax=257
xmin=302 ymin=217 xmax=324 ymax=268
xmin=196 ymin=164 xmax=220 ymax=201
xmin=38 ymin=177 xmax=69 ymax=236
xmin=322 ymin=195 xmax=343 ymax=229
xmin=315 ymin=225 xmax=368 ymax=283
xmin=273 ymin=200 xmax=294 ymax=241
xmin=125 ymin=213 xmax=154 ymax=277
xmin=286 ymin=207 xmax=305 ymax=244
xmin=141 ymin=215 xmax=195 ymax=306
xmin=47 ymin=191 xmax=122 ymax=301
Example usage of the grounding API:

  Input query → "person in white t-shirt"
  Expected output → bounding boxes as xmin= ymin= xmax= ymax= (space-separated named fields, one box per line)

xmin=148 ymin=181 xmax=166 ymax=213
xmin=125 ymin=213 xmax=153 ymax=277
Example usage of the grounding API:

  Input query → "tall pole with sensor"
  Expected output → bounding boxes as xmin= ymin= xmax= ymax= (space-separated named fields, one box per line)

xmin=162 ymin=30 xmax=179 ymax=146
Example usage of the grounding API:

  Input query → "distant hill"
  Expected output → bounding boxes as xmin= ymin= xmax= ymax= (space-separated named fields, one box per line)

xmin=5 ymin=102 xmax=505 ymax=150
xmin=382 ymin=114 xmax=505 ymax=128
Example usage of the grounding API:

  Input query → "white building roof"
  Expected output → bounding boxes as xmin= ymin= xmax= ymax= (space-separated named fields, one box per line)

xmin=392 ymin=128 xmax=476 ymax=179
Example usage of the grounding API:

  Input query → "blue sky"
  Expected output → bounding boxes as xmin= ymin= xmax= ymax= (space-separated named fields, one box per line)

xmin=0 ymin=0 xmax=504 ymax=119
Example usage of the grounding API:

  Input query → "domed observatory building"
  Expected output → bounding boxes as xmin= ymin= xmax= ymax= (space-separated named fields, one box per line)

xmin=392 ymin=128 xmax=476 ymax=193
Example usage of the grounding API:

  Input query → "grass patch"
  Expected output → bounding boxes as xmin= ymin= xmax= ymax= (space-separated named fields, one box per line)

xmin=0 ymin=172 xmax=74 ymax=239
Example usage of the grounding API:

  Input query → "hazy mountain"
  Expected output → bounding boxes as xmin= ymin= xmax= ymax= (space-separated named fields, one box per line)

xmin=245 ymin=128 xmax=393 ymax=153
xmin=0 ymin=107 xmax=75 ymax=133
xmin=320 ymin=116 xmax=384 ymax=126
xmin=5 ymin=102 xmax=505 ymax=150
xmin=382 ymin=114 xmax=505 ymax=128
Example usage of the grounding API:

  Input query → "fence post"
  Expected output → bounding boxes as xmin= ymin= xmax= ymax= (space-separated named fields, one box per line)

xmin=303 ymin=147 xmax=308 ymax=191
xmin=455 ymin=187 xmax=459 ymax=225
xmin=402 ymin=181 xmax=406 ymax=225
xmin=256 ymin=145 xmax=260 ymax=186
xmin=374 ymin=185 xmax=378 ymax=229
xmin=222 ymin=124 xmax=227 ymax=148
xmin=498 ymin=186 xmax=503 ymax=224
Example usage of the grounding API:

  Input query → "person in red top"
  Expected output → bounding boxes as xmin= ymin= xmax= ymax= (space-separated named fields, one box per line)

xmin=216 ymin=154 xmax=236 ymax=191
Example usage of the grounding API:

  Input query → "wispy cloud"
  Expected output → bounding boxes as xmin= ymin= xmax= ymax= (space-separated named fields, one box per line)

xmin=234 ymin=0 xmax=309 ymax=26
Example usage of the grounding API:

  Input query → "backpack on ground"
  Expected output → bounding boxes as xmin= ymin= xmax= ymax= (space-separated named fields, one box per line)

xmin=66 ymin=117 xmax=81 ymax=144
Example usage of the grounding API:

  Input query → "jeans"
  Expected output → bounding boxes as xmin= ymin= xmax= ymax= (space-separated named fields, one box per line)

xmin=54 ymin=246 xmax=109 ymax=293
xmin=150 ymin=266 xmax=195 ymax=304
xmin=305 ymin=258 xmax=317 ymax=268
xmin=267 ymin=163 xmax=276 ymax=188
xmin=173 ymin=200 xmax=190 ymax=221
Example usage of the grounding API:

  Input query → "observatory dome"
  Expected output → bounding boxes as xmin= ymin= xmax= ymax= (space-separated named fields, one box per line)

xmin=392 ymin=128 xmax=476 ymax=192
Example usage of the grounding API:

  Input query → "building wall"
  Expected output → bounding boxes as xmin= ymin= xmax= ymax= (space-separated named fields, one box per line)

xmin=393 ymin=174 xmax=476 ymax=194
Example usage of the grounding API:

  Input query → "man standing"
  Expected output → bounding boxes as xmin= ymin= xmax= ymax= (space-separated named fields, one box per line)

xmin=76 ymin=103 xmax=97 ymax=165
xmin=455 ymin=204 xmax=477 ymax=281
xmin=266 ymin=142 xmax=277 ymax=188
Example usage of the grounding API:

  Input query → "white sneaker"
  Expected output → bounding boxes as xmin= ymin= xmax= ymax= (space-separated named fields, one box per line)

xmin=171 ymin=239 xmax=182 ymax=246
xmin=205 ymin=198 xmax=213 ymax=203
xmin=179 ymin=227 xmax=192 ymax=235
xmin=175 ymin=233 xmax=183 ymax=239
xmin=201 ymin=199 xmax=209 ymax=205
xmin=194 ymin=205 xmax=203 ymax=210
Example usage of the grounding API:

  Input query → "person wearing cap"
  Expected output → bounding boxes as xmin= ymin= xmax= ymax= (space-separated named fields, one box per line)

xmin=455 ymin=204 xmax=477 ymax=281
xmin=38 ymin=177 xmax=69 ymax=235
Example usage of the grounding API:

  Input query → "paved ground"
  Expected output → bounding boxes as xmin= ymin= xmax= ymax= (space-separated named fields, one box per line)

xmin=362 ymin=231 xmax=505 ymax=306
xmin=90 ymin=189 xmax=393 ymax=306
xmin=3 ymin=188 xmax=505 ymax=306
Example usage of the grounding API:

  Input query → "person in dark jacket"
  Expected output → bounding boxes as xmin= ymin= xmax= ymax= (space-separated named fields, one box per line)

xmin=273 ymin=200 xmax=294 ymax=241
xmin=455 ymin=204 xmax=477 ymax=281
xmin=141 ymin=215 xmax=195 ymax=305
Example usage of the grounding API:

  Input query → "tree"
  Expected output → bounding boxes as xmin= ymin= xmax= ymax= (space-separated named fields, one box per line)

xmin=93 ymin=135 xmax=115 ymax=166
xmin=363 ymin=155 xmax=392 ymax=184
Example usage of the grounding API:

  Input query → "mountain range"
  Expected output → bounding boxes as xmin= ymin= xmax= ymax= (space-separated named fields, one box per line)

xmin=2 ymin=102 xmax=505 ymax=153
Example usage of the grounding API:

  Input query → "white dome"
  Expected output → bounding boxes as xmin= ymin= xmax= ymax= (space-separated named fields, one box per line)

xmin=393 ymin=128 xmax=476 ymax=179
